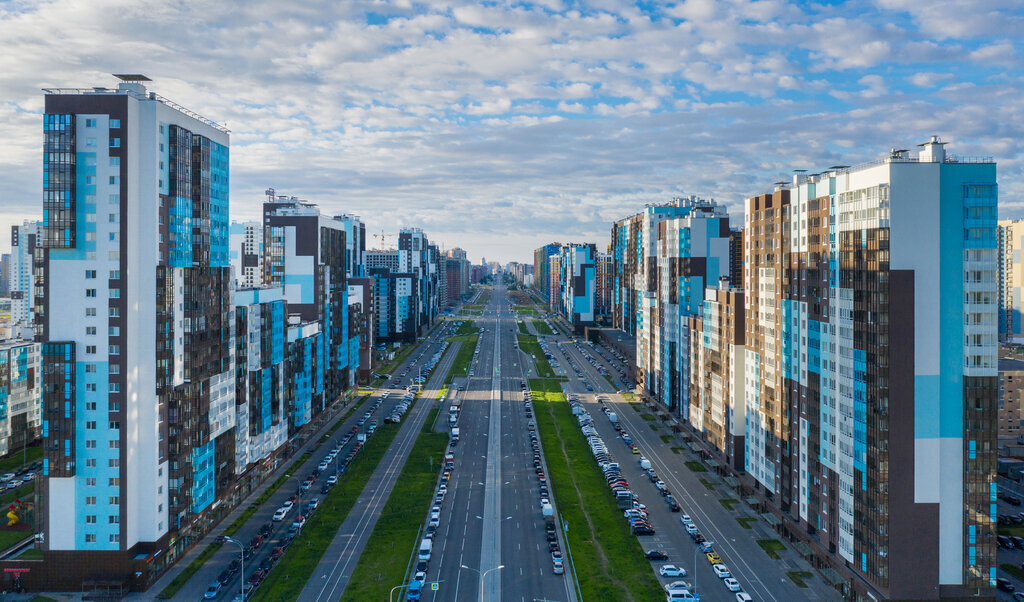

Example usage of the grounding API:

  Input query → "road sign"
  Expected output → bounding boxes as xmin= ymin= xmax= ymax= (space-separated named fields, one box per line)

xmin=431 ymin=582 xmax=439 ymax=591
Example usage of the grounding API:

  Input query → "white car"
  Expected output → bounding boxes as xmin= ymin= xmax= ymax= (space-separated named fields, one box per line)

xmin=713 ymin=564 xmax=731 ymax=579
xmin=723 ymin=577 xmax=741 ymax=592
xmin=414 ymin=570 xmax=427 ymax=585
xmin=679 ymin=514 xmax=693 ymax=525
xmin=735 ymin=593 xmax=752 ymax=601
xmin=659 ymin=565 xmax=687 ymax=577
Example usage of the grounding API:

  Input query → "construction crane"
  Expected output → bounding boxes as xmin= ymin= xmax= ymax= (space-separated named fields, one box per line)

xmin=373 ymin=229 xmax=397 ymax=250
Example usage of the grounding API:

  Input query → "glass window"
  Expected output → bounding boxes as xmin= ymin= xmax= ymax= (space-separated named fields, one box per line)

xmin=85 ymin=119 xmax=96 ymax=127
xmin=110 ymin=119 xmax=120 ymax=129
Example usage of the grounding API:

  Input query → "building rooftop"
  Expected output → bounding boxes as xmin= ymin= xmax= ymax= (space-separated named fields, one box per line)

xmin=43 ymin=75 xmax=229 ymax=133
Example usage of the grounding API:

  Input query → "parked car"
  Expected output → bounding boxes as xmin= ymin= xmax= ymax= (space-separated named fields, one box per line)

xmin=644 ymin=550 xmax=669 ymax=560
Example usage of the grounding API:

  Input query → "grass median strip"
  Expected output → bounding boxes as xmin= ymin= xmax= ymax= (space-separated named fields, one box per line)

xmin=684 ymin=460 xmax=707 ymax=472
xmin=518 ymin=334 xmax=554 ymax=377
xmin=736 ymin=517 xmax=757 ymax=529
xmin=252 ymin=418 xmax=407 ymax=601
xmin=446 ymin=336 xmax=477 ymax=382
xmin=532 ymin=319 xmax=554 ymax=335
xmin=518 ymin=320 xmax=530 ymax=334
xmin=341 ymin=408 xmax=448 ymax=601
xmin=531 ymin=378 xmax=663 ymax=602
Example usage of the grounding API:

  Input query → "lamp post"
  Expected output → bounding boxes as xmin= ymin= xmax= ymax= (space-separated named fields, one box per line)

xmin=222 ymin=536 xmax=244 ymax=599
xmin=460 ymin=564 xmax=504 ymax=602
xmin=389 ymin=582 xmax=412 ymax=602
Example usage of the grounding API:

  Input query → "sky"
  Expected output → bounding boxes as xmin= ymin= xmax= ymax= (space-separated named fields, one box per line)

xmin=1 ymin=0 xmax=1022 ymax=264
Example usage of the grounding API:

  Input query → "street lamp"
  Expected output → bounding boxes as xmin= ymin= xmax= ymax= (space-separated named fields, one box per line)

xmin=221 ymin=535 xmax=245 ymax=599
xmin=460 ymin=564 xmax=504 ymax=602
xmin=389 ymin=582 xmax=415 ymax=602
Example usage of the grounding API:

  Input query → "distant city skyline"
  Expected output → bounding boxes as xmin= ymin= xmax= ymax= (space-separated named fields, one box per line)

xmin=1 ymin=0 xmax=1021 ymax=263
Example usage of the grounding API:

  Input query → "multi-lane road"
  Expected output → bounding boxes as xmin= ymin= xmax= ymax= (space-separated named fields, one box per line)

xmin=421 ymin=287 xmax=575 ymax=602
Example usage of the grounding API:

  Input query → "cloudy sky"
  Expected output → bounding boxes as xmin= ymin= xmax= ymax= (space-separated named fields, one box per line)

xmin=1 ymin=0 xmax=1022 ymax=263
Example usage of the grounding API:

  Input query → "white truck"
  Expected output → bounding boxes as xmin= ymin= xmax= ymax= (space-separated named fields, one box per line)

xmin=607 ymin=412 xmax=618 ymax=424
xmin=451 ymin=427 xmax=460 ymax=444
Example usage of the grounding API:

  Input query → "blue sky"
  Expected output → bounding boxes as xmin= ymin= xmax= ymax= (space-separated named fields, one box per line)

xmin=1 ymin=0 xmax=1022 ymax=263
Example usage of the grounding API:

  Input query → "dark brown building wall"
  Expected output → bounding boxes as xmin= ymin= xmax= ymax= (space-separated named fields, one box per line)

xmin=887 ymin=269 xmax=939 ymax=600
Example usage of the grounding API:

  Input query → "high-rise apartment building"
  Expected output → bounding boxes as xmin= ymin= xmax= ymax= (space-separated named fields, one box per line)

xmin=229 ymin=220 xmax=262 ymax=288
xmin=0 ymin=253 xmax=10 ymax=296
xmin=8 ymin=221 xmax=40 ymax=327
xmin=687 ymin=283 xmax=745 ymax=471
xmin=533 ymin=243 xmax=561 ymax=301
xmin=611 ymin=198 xmax=711 ymax=337
xmin=739 ymin=139 xmax=996 ymax=599
xmin=232 ymin=287 xmax=287 ymax=472
xmin=634 ymin=199 xmax=732 ymax=419
xmin=999 ymin=219 xmax=1024 ymax=343
xmin=262 ymin=194 xmax=353 ymax=401
xmin=595 ymin=251 xmax=613 ymax=322
xmin=557 ymin=244 xmax=597 ymax=334
xmin=38 ymin=75 xmax=231 ymax=584
xmin=0 ymin=339 xmax=42 ymax=457
xmin=999 ymin=358 xmax=1024 ymax=440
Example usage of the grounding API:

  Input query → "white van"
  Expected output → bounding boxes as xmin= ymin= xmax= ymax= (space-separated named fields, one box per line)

xmin=418 ymin=538 xmax=433 ymax=562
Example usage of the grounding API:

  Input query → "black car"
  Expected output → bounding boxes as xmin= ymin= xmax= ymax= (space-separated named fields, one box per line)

xmin=218 ymin=569 xmax=232 ymax=585
xmin=997 ymin=577 xmax=1015 ymax=592
xmin=644 ymin=550 xmax=669 ymax=560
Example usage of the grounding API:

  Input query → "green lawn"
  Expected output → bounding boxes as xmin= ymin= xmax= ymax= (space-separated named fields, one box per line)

xmin=452 ymin=320 xmax=478 ymax=337
xmin=532 ymin=319 xmax=554 ymax=335
xmin=446 ymin=336 xmax=478 ymax=382
xmin=736 ymin=517 xmax=757 ymax=529
xmin=252 ymin=409 xmax=412 ymax=601
xmin=786 ymin=570 xmax=814 ymax=588
xmin=518 ymin=334 xmax=554 ymax=377
xmin=670 ymin=446 xmax=685 ymax=454
xmin=530 ymin=378 xmax=664 ymax=601
xmin=518 ymin=321 xmax=530 ymax=334
xmin=659 ymin=434 xmax=673 ymax=443
xmin=757 ymin=538 xmax=786 ymax=560
xmin=684 ymin=461 xmax=707 ymax=473
xmin=698 ymin=478 xmax=715 ymax=491
xmin=341 ymin=410 xmax=448 ymax=601
xmin=638 ymin=413 xmax=656 ymax=421
xmin=718 ymin=498 xmax=739 ymax=511
xmin=0 ymin=484 xmax=34 ymax=508
xmin=0 ymin=446 xmax=42 ymax=473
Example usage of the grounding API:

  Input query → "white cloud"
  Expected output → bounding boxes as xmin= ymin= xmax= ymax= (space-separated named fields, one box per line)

xmin=0 ymin=0 xmax=1020 ymax=261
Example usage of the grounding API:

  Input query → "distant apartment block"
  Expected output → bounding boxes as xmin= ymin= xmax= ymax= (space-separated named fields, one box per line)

xmin=999 ymin=219 xmax=1024 ymax=343
xmin=1000 ymin=356 xmax=1024 ymax=440
xmin=8 ymin=221 xmax=40 ymax=328
xmin=0 ymin=339 xmax=42 ymax=458
xmin=557 ymin=244 xmax=597 ymax=334
xmin=229 ymin=220 xmax=262 ymax=288
xmin=532 ymin=242 xmax=561 ymax=301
